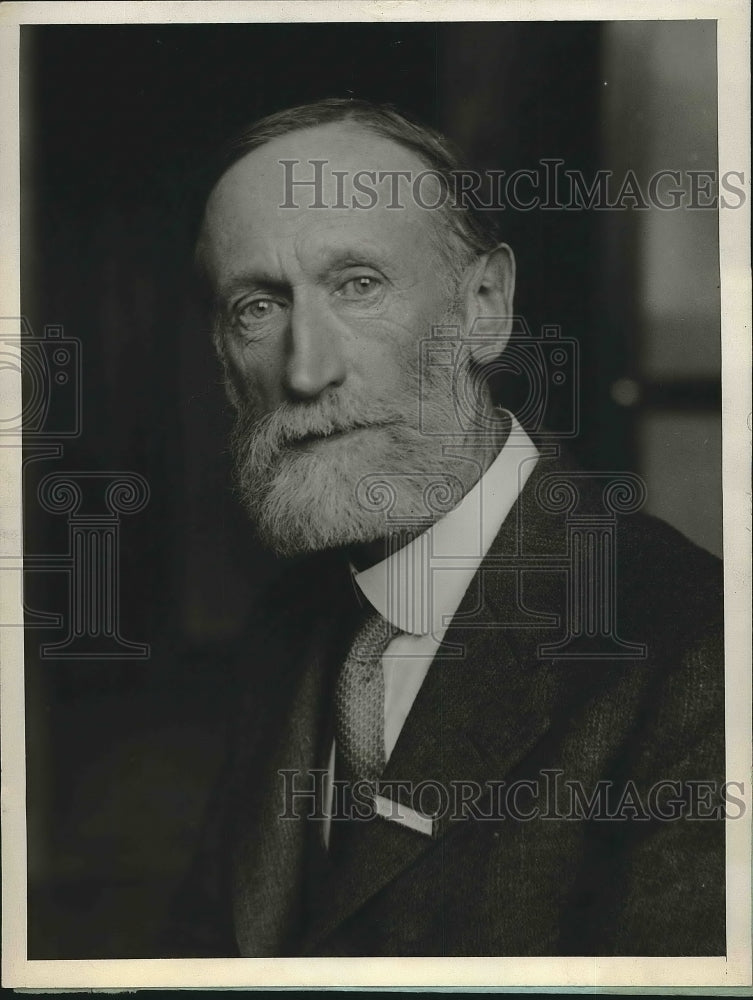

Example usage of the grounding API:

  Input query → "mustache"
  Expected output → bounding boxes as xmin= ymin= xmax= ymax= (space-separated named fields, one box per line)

xmin=229 ymin=391 xmax=410 ymax=469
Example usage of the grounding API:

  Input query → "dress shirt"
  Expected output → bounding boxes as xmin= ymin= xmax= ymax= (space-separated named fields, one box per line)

xmin=323 ymin=412 xmax=539 ymax=842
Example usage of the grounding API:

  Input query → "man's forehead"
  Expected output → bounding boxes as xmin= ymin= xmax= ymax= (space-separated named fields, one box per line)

xmin=204 ymin=121 xmax=435 ymax=224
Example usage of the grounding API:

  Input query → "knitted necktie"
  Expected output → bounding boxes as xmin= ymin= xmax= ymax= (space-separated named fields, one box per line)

xmin=335 ymin=608 xmax=395 ymax=786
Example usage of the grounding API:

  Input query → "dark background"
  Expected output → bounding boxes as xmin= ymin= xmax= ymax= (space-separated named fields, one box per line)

xmin=20 ymin=21 xmax=721 ymax=958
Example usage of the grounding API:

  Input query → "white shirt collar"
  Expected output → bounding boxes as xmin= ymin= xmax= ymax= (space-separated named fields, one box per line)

xmin=353 ymin=413 xmax=539 ymax=637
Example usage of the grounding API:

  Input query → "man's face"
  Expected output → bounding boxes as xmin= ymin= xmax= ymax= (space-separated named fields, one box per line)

xmin=198 ymin=123 xmax=472 ymax=556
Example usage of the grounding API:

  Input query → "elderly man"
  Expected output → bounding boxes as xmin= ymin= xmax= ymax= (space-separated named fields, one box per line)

xmin=172 ymin=99 xmax=725 ymax=957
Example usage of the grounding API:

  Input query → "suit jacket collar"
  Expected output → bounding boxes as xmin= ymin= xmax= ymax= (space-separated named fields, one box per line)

xmin=229 ymin=557 xmax=360 ymax=956
xmin=299 ymin=446 xmax=572 ymax=953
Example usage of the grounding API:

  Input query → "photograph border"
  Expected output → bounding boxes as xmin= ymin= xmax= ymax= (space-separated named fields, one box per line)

xmin=1 ymin=0 xmax=750 ymax=990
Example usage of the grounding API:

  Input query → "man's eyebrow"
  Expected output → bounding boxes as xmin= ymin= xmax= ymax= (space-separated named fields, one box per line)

xmin=217 ymin=271 xmax=289 ymax=299
xmin=311 ymin=246 xmax=396 ymax=280
xmin=218 ymin=247 xmax=395 ymax=298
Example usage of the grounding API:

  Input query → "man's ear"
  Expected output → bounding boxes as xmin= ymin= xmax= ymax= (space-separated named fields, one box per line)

xmin=461 ymin=243 xmax=516 ymax=364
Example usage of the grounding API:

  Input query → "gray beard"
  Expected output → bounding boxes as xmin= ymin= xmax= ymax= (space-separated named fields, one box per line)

xmin=228 ymin=367 xmax=472 ymax=558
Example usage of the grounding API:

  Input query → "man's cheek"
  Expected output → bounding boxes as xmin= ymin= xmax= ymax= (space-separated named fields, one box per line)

xmin=227 ymin=355 xmax=277 ymax=412
xmin=353 ymin=298 xmax=427 ymax=344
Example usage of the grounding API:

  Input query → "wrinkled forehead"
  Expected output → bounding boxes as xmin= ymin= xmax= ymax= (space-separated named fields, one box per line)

xmin=198 ymin=122 xmax=447 ymax=273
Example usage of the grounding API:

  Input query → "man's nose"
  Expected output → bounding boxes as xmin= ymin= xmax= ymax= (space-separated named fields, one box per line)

xmin=283 ymin=296 xmax=347 ymax=400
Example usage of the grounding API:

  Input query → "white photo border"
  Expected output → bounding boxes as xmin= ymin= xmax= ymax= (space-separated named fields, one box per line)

xmin=1 ymin=0 xmax=750 ymax=990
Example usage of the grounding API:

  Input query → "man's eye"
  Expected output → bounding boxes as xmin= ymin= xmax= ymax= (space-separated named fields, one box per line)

xmin=338 ymin=275 xmax=383 ymax=299
xmin=236 ymin=298 xmax=282 ymax=325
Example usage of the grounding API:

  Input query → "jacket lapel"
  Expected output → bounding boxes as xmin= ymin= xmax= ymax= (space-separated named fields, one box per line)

xmin=231 ymin=558 xmax=358 ymax=956
xmin=302 ymin=451 xmax=572 ymax=952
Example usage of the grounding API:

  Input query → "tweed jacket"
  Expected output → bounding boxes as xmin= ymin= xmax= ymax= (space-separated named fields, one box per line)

xmin=170 ymin=450 xmax=726 ymax=957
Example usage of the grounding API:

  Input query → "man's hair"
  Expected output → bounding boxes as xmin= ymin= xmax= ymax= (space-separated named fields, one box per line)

xmin=195 ymin=97 xmax=500 ymax=282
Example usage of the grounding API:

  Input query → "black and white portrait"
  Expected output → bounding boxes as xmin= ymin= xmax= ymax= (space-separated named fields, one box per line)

xmin=2 ymin=2 xmax=750 ymax=991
